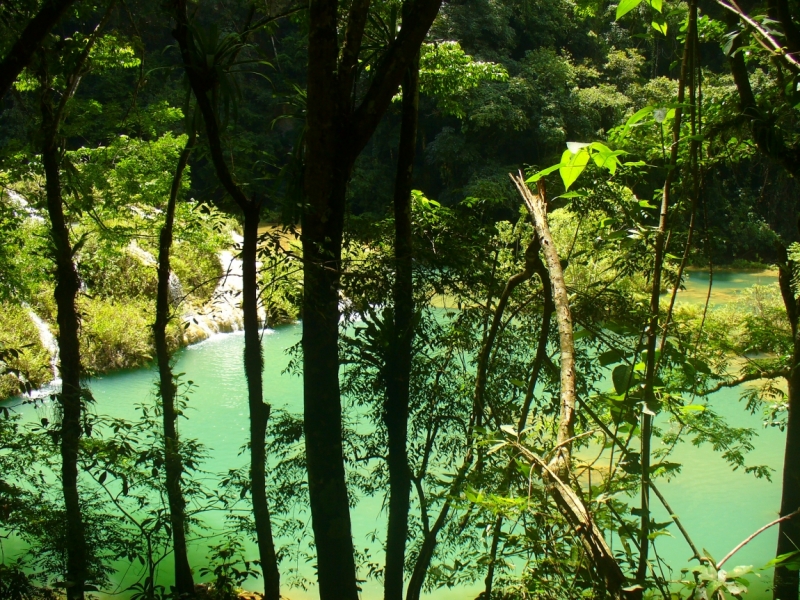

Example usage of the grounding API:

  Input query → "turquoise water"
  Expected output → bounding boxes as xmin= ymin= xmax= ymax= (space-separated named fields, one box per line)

xmin=2 ymin=268 xmax=787 ymax=599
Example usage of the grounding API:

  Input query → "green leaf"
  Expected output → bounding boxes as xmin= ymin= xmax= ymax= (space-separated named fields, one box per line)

xmin=648 ymin=0 xmax=662 ymax=11
xmin=625 ymin=105 xmax=655 ymax=127
xmin=559 ymin=148 xmax=590 ymax=191
xmin=599 ymin=349 xmax=626 ymax=366
xmin=616 ymin=0 xmax=644 ymax=19
xmin=612 ymin=364 xmax=633 ymax=394
xmin=651 ymin=20 xmax=668 ymax=35
xmin=557 ymin=190 xmax=587 ymax=199
xmin=526 ymin=162 xmax=561 ymax=183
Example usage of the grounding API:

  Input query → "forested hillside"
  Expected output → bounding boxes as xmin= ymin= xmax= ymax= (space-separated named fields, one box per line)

xmin=1 ymin=0 xmax=799 ymax=598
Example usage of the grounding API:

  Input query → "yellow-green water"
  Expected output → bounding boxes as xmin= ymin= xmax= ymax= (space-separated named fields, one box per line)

xmin=2 ymin=268 xmax=787 ymax=599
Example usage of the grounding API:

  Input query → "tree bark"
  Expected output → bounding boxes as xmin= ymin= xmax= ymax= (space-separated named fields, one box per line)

xmin=154 ymin=123 xmax=196 ymax=598
xmin=41 ymin=84 xmax=87 ymax=600
xmin=383 ymin=54 xmax=419 ymax=600
xmin=172 ymin=5 xmax=280 ymax=595
xmin=512 ymin=173 xmax=633 ymax=598
xmin=242 ymin=202 xmax=281 ymax=600
xmin=0 ymin=0 xmax=79 ymax=101
xmin=515 ymin=178 xmax=575 ymax=478
xmin=775 ymin=255 xmax=800 ymax=600
xmin=302 ymin=0 xmax=441 ymax=596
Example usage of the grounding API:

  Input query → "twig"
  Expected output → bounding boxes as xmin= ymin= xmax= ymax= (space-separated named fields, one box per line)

xmin=717 ymin=507 xmax=800 ymax=569
xmin=714 ymin=0 xmax=800 ymax=71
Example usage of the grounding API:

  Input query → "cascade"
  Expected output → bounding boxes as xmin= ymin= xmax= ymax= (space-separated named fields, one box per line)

xmin=168 ymin=271 xmax=183 ymax=306
xmin=181 ymin=232 xmax=268 ymax=344
xmin=25 ymin=308 xmax=61 ymax=392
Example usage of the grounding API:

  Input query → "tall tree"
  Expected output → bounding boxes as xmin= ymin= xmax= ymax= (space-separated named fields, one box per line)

xmin=302 ymin=0 xmax=442 ymax=596
xmin=383 ymin=49 xmax=419 ymax=600
xmin=171 ymin=3 xmax=280 ymax=597
xmin=153 ymin=113 xmax=197 ymax=598
xmin=33 ymin=5 xmax=114 ymax=594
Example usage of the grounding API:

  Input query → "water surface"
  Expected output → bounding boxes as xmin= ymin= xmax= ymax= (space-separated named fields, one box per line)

xmin=2 ymin=268 xmax=787 ymax=599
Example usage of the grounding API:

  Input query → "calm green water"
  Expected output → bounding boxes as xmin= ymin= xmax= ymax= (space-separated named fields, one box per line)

xmin=3 ymin=269 xmax=787 ymax=599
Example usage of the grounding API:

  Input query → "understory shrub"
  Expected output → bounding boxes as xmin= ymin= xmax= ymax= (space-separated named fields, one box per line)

xmin=79 ymin=297 xmax=154 ymax=375
xmin=172 ymin=241 xmax=223 ymax=306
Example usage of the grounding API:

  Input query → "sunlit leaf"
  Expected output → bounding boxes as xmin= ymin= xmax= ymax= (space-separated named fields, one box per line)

xmin=559 ymin=148 xmax=590 ymax=191
xmin=616 ymin=0 xmax=644 ymax=19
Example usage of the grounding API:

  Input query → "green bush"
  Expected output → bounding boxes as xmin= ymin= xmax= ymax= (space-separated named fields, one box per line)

xmin=79 ymin=297 xmax=154 ymax=375
xmin=172 ymin=241 xmax=223 ymax=306
xmin=77 ymin=237 xmax=158 ymax=301
xmin=0 ymin=303 xmax=52 ymax=400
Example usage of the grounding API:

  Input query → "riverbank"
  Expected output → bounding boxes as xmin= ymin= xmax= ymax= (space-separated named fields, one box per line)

xmin=0 ymin=226 xmax=303 ymax=402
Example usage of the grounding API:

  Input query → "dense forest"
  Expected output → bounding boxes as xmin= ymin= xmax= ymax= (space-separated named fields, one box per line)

xmin=1 ymin=0 xmax=800 ymax=598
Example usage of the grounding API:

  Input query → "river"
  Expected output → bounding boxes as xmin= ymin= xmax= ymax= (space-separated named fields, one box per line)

xmin=2 ymin=268 xmax=787 ymax=599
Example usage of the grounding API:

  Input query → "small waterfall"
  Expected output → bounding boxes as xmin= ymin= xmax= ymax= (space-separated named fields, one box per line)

xmin=6 ymin=190 xmax=44 ymax=222
xmin=181 ymin=233 xmax=269 ymax=344
xmin=26 ymin=308 xmax=61 ymax=393
xmin=127 ymin=240 xmax=157 ymax=265
xmin=168 ymin=271 xmax=183 ymax=306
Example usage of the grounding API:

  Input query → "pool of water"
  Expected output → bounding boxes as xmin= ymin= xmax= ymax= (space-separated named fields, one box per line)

xmin=2 ymin=268 xmax=787 ymax=599
xmin=671 ymin=268 xmax=779 ymax=305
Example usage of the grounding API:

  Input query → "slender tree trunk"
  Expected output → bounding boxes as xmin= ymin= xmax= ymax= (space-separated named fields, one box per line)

xmin=242 ymin=202 xmax=281 ymax=600
xmin=384 ymin=55 xmax=419 ymax=600
xmin=172 ymin=7 xmax=280 ymax=593
xmin=302 ymin=0 xmax=441 ymax=593
xmin=636 ymin=6 xmax=693 ymax=590
xmin=41 ymin=88 xmax=87 ymax=600
xmin=518 ymin=179 xmax=575 ymax=477
xmin=776 ymin=257 xmax=800 ymax=600
xmin=405 ymin=463 xmax=470 ymax=600
xmin=0 ymin=0 xmax=79 ymax=100
xmin=154 ymin=125 xmax=196 ymax=598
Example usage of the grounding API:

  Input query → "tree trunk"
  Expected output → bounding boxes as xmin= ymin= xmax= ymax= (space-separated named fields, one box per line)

xmin=172 ymin=6 xmax=281 ymax=592
xmin=41 ymin=89 xmax=87 ymax=600
xmin=242 ymin=202 xmax=281 ymax=600
xmin=302 ymin=165 xmax=359 ymax=600
xmin=302 ymin=0 xmax=360 ymax=595
xmin=516 ymin=178 xmax=576 ymax=477
xmin=154 ymin=126 xmax=196 ymax=598
xmin=776 ymin=258 xmax=800 ymax=600
xmin=0 ymin=0 xmax=79 ymax=100
xmin=302 ymin=0 xmax=441 ymax=594
xmin=384 ymin=55 xmax=419 ymax=600
xmin=512 ymin=173 xmax=634 ymax=598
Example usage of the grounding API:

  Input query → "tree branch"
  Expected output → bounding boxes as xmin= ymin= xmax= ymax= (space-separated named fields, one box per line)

xmin=0 ymin=0 xmax=79 ymax=101
xmin=350 ymin=0 xmax=442 ymax=154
